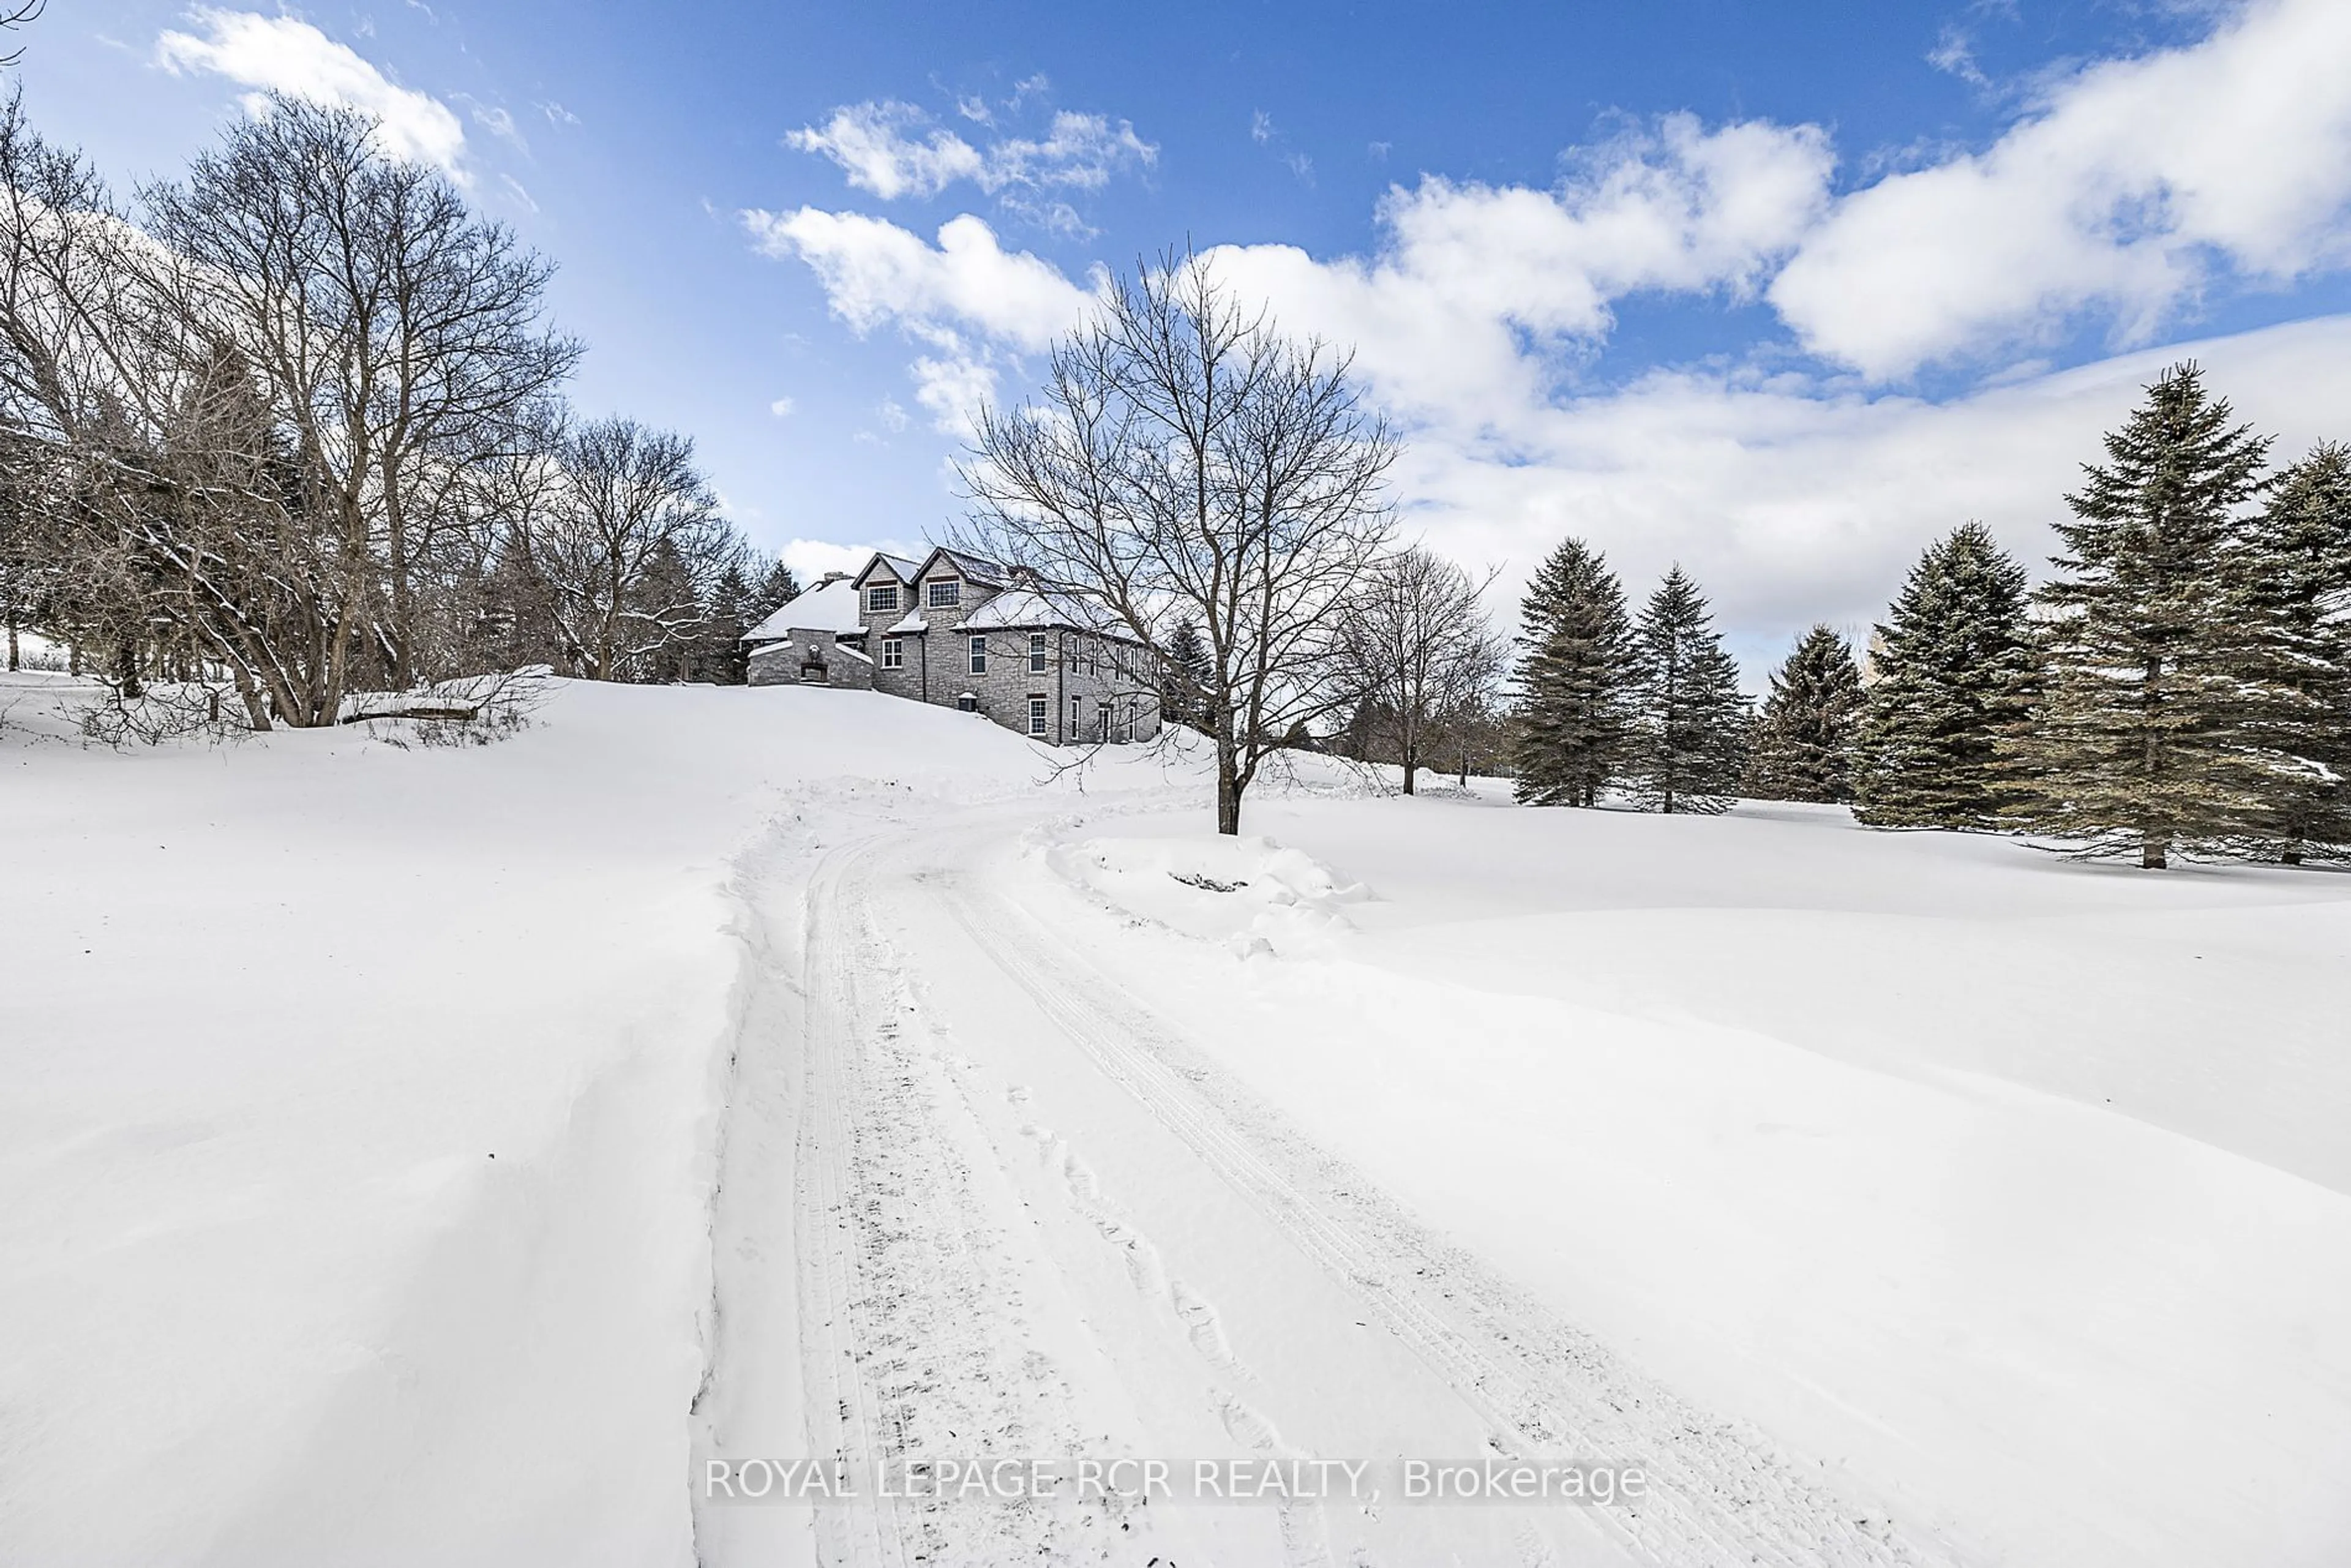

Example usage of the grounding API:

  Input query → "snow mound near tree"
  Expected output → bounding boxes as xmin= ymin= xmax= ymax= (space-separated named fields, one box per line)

xmin=1042 ymin=833 xmax=1374 ymax=956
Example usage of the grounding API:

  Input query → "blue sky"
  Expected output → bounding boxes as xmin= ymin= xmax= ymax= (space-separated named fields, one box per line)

xmin=23 ymin=1 xmax=2351 ymax=672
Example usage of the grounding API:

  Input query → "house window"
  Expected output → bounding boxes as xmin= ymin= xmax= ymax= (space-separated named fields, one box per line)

xmin=880 ymin=638 xmax=903 ymax=670
xmin=1028 ymin=696 xmax=1048 ymax=735
xmin=1029 ymin=632 xmax=1048 ymax=673
xmin=968 ymin=635 xmax=988 ymax=675
xmin=866 ymin=583 xmax=898 ymax=612
xmin=956 ymin=694 xmax=977 ymax=712
xmin=1097 ymin=700 xmax=1111 ymax=741
xmin=1072 ymin=696 xmax=1084 ymax=733
xmin=798 ymin=663 xmax=826 ymax=684
xmin=929 ymin=579 xmax=962 ymax=609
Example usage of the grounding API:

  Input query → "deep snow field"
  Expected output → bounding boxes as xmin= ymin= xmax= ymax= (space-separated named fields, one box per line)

xmin=3 ymin=674 xmax=2347 ymax=1567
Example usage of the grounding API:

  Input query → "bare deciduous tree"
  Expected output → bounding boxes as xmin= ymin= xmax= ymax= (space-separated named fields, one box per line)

xmin=0 ymin=92 xmax=580 ymax=729
xmin=963 ymin=250 xmax=1397 ymax=833
xmin=144 ymin=96 xmax=578 ymax=694
xmin=523 ymin=414 xmax=738 ymax=681
xmin=1329 ymin=545 xmax=1503 ymax=795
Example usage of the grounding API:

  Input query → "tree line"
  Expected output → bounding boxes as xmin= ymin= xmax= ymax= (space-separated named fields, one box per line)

xmin=1512 ymin=362 xmax=2351 ymax=868
xmin=0 ymin=92 xmax=799 ymax=729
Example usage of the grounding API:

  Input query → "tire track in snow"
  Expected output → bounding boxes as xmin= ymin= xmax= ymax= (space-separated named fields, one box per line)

xmin=942 ymin=869 xmax=1957 ymax=1568
xmin=1005 ymin=1110 xmax=1334 ymax=1568
xmin=792 ymin=846 xmax=1106 ymax=1567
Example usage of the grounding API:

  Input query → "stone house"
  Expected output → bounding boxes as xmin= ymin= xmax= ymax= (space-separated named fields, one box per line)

xmin=744 ymin=547 xmax=1164 ymax=745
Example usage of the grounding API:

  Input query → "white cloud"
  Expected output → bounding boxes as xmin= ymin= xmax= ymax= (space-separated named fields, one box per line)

xmin=1251 ymin=109 xmax=1274 ymax=145
xmin=470 ymin=102 xmax=526 ymax=152
xmin=786 ymin=99 xmax=1153 ymax=205
xmin=742 ymin=208 xmax=1095 ymax=350
xmin=768 ymin=397 xmax=796 ymax=418
xmin=538 ymin=100 xmax=581 ymax=127
xmin=1927 ymin=25 xmax=1992 ymax=91
xmin=743 ymin=208 xmax=1101 ymax=435
xmin=787 ymin=101 xmax=985 ymax=200
xmin=988 ymin=111 xmax=1155 ymax=192
xmin=1773 ymin=0 xmax=2351 ymax=378
xmin=1205 ymin=114 xmax=1834 ymax=423
xmin=154 ymin=7 xmax=468 ymax=178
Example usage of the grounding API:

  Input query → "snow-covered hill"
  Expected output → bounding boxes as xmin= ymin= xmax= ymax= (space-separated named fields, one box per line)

xmin=4 ymin=676 xmax=2346 ymax=1566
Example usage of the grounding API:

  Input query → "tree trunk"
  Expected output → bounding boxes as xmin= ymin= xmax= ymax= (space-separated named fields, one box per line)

xmin=1215 ymin=718 xmax=1243 ymax=835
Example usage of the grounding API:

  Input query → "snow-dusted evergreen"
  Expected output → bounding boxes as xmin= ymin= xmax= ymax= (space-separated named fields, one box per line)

xmin=1622 ymin=566 xmax=1749 ymax=815
xmin=1745 ymin=624 xmax=1864 ymax=803
xmin=2004 ymin=362 xmax=2273 ymax=868
xmin=2224 ymin=441 xmax=2351 ymax=863
xmin=1510 ymin=536 xmax=1632 ymax=807
xmin=1853 ymin=523 xmax=2038 ymax=828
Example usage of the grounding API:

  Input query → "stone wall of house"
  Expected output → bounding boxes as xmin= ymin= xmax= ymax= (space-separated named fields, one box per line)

xmin=746 ymin=629 xmax=874 ymax=691
xmin=948 ymin=627 xmax=1163 ymax=743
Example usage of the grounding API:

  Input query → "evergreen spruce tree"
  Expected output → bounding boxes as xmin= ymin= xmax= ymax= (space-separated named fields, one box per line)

xmin=2006 ymin=362 xmax=2272 ymax=868
xmin=1745 ymin=625 xmax=1864 ymax=802
xmin=1622 ymin=566 xmax=1749 ymax=814
xmin=2225 ymin=442 xmax=2351 ymax=862
xmin=1851 ymin=524 xmax=2038 ymax=827
xmin=1161 ymin=617 xmax=1212 ymax=727
xmin=1511 ymin=536 xmax=1632 ymax=806
xmin=749 ymin=557 xmax=801 ymax=625
xmin=701 ymin=561 xmax=754 ymax=684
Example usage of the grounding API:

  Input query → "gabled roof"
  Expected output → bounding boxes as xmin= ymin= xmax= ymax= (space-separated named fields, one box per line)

xmin=910 ymin=546 xmax=1007 ymax=587
xmin=850 ymin=551 xmax=922 ymax=590
xmin=741 ymin=576 xmax=866 ymax=642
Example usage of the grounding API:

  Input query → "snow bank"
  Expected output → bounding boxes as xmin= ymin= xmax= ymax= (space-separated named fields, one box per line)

xmin=1017 ymin=791 xmax=2351 ymax=1567
xmin=0 ymin=677 xmax=1100 ymax=1566
xmin=1043 ymin=833 xmax=1373 ymax=957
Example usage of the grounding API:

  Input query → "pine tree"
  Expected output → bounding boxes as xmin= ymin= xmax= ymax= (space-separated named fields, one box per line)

xmin=1852 ymin=524 xmax=2038 ymax=827
xmin=2225 ymin=442 xmax=2351 ymax=863
xmin=749 ymin=557 xmax=801 ymax=625
xmin=1511 ymin=536 xmax=1633 ymax=806
xmin=1622 ymin=566 xmax=1749 ymax=814
xmin=1746 ymin=625 xmax=1864 ymax=802
xmin=2006 ymin=361 xmax=2273 ymax=868
xmin=700 ymin=561 xmax=754 ymax=684
xmin=1161 ymin=617 xmax=1211 ymax=727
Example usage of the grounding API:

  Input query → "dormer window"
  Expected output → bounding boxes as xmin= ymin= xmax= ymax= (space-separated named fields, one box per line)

xmin=928 ymin=579 xmax=962 ymax=608
xmin=866 ymin=583 xmax=899 ymax=612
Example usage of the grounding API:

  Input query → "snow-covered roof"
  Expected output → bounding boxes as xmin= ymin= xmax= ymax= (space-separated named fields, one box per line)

xmin=741 ymin=577 xmax=866 ymax=642
xmin=852 ymin=551 xmax=922 ymax=588
xmin=885 ymin=610 xmax=929 ymax=635
xmin=917 ymin=546 xmax=1008 ymax=587
xmin=958 ymin=585 xmax=1125 ymax=634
